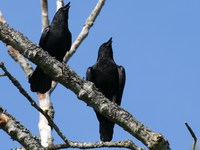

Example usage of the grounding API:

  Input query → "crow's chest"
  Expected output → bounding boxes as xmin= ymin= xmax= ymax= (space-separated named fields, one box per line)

xmin=44 ymin=31 xmax=71 ymax=61
xmin=93 ymin=64 xmax=119 ymax=91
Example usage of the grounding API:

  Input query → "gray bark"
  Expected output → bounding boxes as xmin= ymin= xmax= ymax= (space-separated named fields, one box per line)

xmin=0 ymin=107 xmax=46 ymax=150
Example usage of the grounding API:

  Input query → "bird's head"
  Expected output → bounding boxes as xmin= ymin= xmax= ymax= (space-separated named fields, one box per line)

xmin=58 ymin=2 xmax=70 ymax=18
xmin=52 ymin=2 xmax=70 ymax=27
xmin=97 ymin=37 xmax=114 ymax=60
xmin=61 ymin=2 xmax=70 ymax=15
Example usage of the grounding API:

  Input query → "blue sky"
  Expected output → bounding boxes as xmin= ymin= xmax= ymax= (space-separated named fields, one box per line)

xmin=1 ymin=1 xmax=200 ymax=150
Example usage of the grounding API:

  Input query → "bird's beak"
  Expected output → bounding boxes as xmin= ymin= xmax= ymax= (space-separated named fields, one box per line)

xmin=105 ymin=37 xmax=112 ymax=46
xmin=63 ymin=2 xmax=70 ymax=10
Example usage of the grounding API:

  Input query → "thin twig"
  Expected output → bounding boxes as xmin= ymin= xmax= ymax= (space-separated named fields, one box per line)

xmin=0 ymin=62 xmax=70 ymax=145
xmin=0 ymin=73 xmax=6 ymax=77
xmin=48 ymin=140 xmax=144 ymax=150
xmin=185 ymin=122 xmax=197 ymax=150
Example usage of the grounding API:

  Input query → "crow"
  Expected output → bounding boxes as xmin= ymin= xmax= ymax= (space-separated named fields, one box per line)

xmin=29 ymin=2 xmax=72 ymax=93
xmin=86 ymin=38 xmax=126 ymax=141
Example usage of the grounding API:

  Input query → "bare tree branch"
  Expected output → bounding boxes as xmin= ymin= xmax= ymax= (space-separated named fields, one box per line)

xmin=41 ymin=0 xmax=49 ymax=31
xmin=56 ymin=0 xmax=64 ymax=11
xmin=0 ymin=22 xmax=170 ymax=150
xmin=0 ymin=73 xmax=6 ymax=76
xmin=0 ymin=62 xmax=70 ymax=146
xmin=7 ymin=45 xmax=33 ymax=77
xmin=0 ymin=11 xmax=6 ymax=24
xmin=185 ymin=122 xmax=197 ymax=150
xmin=39 ymin=1 xmax=55 ymax=146
xmin=0 ymin=11 xmax=33 ymax=78
xmin=63 ymin=0 xmax=106 ymax=63
xmin=48 ymin=140 xmax=144 ymax=150
xmin=0 ymin=106 xmax=46 ymax=150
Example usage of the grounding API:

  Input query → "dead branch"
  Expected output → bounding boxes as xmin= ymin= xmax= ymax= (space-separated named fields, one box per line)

xmin=41 ymin=0 xmax=49 ymax=31
xmin=56 ymin=0 xmax=64 ymax=11
xmin=0 ymin=11 xmax=33 ymax=78
xmin=185 ymin=122 xmax=197 ymax=150
xmin=0 ymin=106 xmax=46 ymax=150
xmin=48 ymin=140 xmax=144 ymax=150
xmin=0 ymin=62 xmax=70 ymax=146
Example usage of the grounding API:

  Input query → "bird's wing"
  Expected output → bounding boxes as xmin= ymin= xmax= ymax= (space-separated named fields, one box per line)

xmin=39 ymin=26 xmax=51 ymax=48
xmin=86 ymin=67 xmax=94 ymax=82
xmin=117 ymin=65 xmax=126 ymax=105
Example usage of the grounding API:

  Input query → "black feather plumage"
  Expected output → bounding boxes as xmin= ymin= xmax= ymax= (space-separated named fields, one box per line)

xmin=86 ymin=38 xmax=126 ymax=141
xmin=29 ymin=2 xmax=72 ymax=93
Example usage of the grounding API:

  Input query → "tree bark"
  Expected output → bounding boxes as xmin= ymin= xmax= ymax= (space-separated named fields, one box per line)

xmin=40 ymin=0 xmax=49 ymax=31
xmin=0 ymin=106 xmax=46 ymax=150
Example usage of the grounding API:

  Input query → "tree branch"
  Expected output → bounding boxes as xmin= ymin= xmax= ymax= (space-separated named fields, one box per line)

xmin=48 ymin=140 xmax=144 ymax=150
xmin=0 ymin=73 xmax=6 ymax=76
xmin=0 ymin=22 xmax=170 ymax=150
xmin=0 ymin=106 xmax=46 ymax=150
xmin=185 ymin=122 xmax=197 ymax=150
xmin=39 ymin=1 xmax=55 ymax=147
xmin=0 ymin=11 xmax=33 ymax=78
xmin=63 ymin=0 xmax=106 ymax=63
xmin=56 ymin=0 xmax=64 ymax=11
xmin=7 ymin=45 xmax=33 ymax=77
xmin=41 ymin=0 xmax=49 ymax=31
xmin=0 ymin=62 xmax=70 ymax=146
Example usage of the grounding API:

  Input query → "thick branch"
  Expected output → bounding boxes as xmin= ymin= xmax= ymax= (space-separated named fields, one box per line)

xmin=0 ymin=22 xmax=170 ymax=150
xmin=49 ymin=140 xmax=144 ymax=150
xmin=0 ymin=107 xmax=46 ymax=150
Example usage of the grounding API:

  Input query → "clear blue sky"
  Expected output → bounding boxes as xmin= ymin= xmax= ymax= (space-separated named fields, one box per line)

xmin=1 ymin=1 xmax=200 ymax=149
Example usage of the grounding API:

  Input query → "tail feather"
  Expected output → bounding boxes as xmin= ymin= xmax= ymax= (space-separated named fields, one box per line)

xmin=29 ymin=67 xmax=52 ymax=93
xmin=95 ymin=111 xmax=114 ymax=142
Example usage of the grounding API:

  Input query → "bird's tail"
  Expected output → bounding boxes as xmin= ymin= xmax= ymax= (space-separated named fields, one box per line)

xmin=96 ymin=112 xmax=115 ymax=142
xmin=29 ymin=66 xmax=52 ymax=93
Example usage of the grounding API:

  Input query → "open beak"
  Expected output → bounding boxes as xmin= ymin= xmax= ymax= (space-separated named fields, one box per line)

xmin=63 ymin=2 xmax=70 ymax=10
xmin=105 ymin=37 xmax=112 ymax=46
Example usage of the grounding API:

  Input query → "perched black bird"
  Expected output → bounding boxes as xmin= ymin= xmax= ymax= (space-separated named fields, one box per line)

xmin=29 ymin=2 xmax=72 ymax=93
xmin=86 ymin=38 xmax=126 ymax=141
